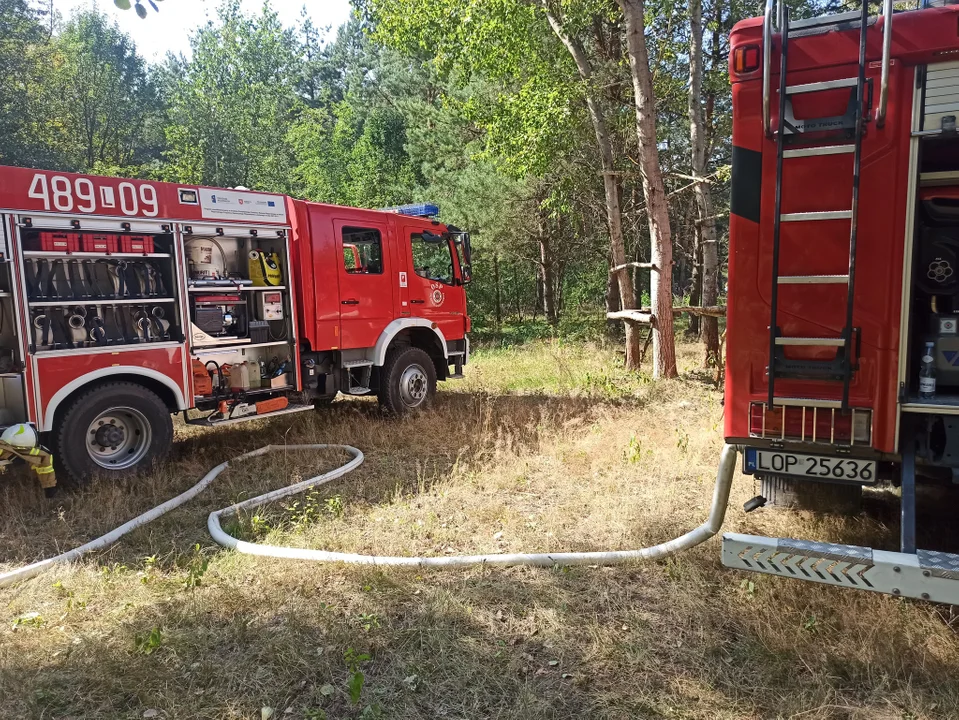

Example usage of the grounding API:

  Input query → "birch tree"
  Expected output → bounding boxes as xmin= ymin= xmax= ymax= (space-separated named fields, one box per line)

xmin=689 ymin=0 xmax=721 ymax=365
xmin=533 ymin=2 xmax=642 ymax=368
xmin=616 ymin=0 xmax=678 ymax=378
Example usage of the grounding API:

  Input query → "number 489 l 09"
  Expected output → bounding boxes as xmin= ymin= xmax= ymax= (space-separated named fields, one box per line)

xmin=27 ymin=173 xmax=159 ymax=217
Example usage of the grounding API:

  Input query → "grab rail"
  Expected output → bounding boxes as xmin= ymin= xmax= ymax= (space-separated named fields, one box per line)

xmin=877 ymin=0 xmax=893 ymax=128
xmin=762 ymin=0 xmax=775 ymax=137
xmin=762 ymin=0 xmax=895 ymax=135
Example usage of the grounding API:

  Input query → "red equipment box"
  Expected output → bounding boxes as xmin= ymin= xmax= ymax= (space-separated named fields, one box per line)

xmin=81 ymin=234 xmax=119 ymax=253
xmin=120 ymin=235 xmax=154 ymax=254
xmin=24 ymin=231 xmax=80 ymax=253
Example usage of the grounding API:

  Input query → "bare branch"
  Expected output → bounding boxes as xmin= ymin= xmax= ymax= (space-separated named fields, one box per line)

xmin=608 ymin=310 xmax=657 ymax=327
xmin=610 ymin=262 xmax=658 ymax=274
xmin=637 ymin=306 xmax=727 ymax=317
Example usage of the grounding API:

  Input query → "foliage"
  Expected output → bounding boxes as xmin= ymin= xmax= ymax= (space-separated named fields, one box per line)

xmin=114 ymin=0 xmax=161 ymax=19
xmin=133 ymin=626 xmax=164 ymax=655
xmin=183 ymin=543 xmax=209 ymax=591
xmin=160 ymin=1 xmax=302 ymax=189
xmin=0 ymin=0 xmax=47 ymax=167
xmin=39 ymin=12 xmax=163 ymax=174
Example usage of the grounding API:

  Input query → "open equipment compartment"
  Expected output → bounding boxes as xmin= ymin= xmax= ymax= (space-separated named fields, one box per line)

xmin=181 ymin=224 xmax=298 ymax=416
xmin=902 ymin=55 xmax=959 ymax=409
xmin=16 ymin=217 xmax=183 ymax=354
xmin=897 ymin=59 xmax=959 ymax=478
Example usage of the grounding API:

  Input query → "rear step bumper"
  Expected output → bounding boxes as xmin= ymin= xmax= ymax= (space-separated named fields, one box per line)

xmin=722 ymin=533 xmax=959 ymax=604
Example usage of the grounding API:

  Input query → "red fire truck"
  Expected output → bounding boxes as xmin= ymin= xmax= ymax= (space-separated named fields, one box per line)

xmin=723 ymin=0 xmax=959 ymax=602
xmin=0 ymin=166 xmax=471 ymax=482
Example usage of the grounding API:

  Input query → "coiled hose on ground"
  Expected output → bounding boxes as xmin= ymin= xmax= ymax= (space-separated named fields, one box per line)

xmin=0 ymin=443 xmax=739 ymax=589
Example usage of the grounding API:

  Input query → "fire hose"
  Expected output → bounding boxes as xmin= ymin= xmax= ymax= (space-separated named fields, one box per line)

xmin=0 ymin=444 xmax=739 ymax=588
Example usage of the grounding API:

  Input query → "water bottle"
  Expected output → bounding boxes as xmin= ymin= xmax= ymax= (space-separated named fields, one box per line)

xmin=920 ymin=341 xmax=937 ymax=400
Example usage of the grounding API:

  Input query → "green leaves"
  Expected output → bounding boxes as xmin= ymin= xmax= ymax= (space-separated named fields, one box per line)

xmin=114 ymin=0 xmax=162 ymax=17
xmin=18 ymin=9 xmax=164 ymax=174
xmin=133 ymin=626 xmax=164 ymax=655
xmin=347 ymin=670 xmax=365 ymax=705
xmin=161 ymin=1 xmax=302 ymax=189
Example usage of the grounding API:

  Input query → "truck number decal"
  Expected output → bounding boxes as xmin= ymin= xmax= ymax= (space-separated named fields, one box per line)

xmin=28 ymin=173 xmax=159 ymax=217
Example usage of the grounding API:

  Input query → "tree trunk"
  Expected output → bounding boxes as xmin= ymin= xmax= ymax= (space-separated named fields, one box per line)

xmin=606 ymin=251 xmax=621 ymax=339
xmin=540 ymin=235 xmax=557 ymax=326
xmin=688 ymin=231 xmax=702 ymax=335
xmin=688 ymin=0 xmax=720 ymax=365
xmin=513 ymin=266 xmax=522 ymax=321
xmin=534 ymin=267 xmax=542 ymax=319
xmin=494 ymin=253 xmax=503 ymax=327
xmin=618 ymin=0 xmax=677 ymax=379
xmin=541 ymin=6 xmax=642 ymax=369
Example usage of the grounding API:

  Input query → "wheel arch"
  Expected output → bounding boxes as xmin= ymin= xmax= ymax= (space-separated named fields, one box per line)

xmin=42 ymin=368 xmax=185 ymax=432
xmin=373 ymin=318 xmax=448 ymax=373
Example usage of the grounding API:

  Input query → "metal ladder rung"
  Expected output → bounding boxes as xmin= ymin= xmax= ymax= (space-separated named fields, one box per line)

xmin=783 ymin=144 xmax=855 ymax=158
xmin=785 ymin=78 xmax=858 ymax=95
xmin=778 ymin=274 xmax=849 ymax=285
xmin=781 ymin=210 xmax=853 ymax=222
xmin=771 ymin=397 xmax=843 ymax=408
xmin=767 ymin=2 xmax=867 ymax=412
xmin=775 ymin=337 xmax=847 ymax=347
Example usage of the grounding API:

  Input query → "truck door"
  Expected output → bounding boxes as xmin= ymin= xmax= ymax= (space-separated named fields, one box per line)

xmin=403 ymin=224 xmax=466 ymax=343
xmin=335 ymin=219 xmax=393 ymax=350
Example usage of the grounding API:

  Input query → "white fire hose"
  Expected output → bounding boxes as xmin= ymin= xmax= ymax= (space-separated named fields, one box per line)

xmin=0 ymin=443 xmax=739 ymax=588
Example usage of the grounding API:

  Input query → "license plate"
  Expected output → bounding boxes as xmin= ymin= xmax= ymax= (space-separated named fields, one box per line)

xmin=744 ymin=448 xmax=876 ymax=483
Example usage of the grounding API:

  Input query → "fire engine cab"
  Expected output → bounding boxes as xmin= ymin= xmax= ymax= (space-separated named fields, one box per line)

xmin=723 ymin=0 xmax=959 ymax=602
xmin=0 ymin=166 xmax=471 ymax=482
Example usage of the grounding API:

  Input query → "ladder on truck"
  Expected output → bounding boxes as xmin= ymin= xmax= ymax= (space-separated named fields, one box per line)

xmin=764 ymin=0 xmax=890 ymax=411
xmin=724 ymin=0 xmax=959 ymax=606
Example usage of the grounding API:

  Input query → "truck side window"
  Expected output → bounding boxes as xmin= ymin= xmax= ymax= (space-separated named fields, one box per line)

xmin=411 ymin=234 xmax=455 ymax=285
xmin=342 ymin=228 xmax=383 ymax=274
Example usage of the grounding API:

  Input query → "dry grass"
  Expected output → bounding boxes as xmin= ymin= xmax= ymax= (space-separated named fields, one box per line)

xmin=1 ymin=338 xmax=958 ymax=719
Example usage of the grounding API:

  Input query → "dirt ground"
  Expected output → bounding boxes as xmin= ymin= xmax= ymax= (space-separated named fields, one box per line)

xmin=1 ymin=339 xmax=958 ymax=719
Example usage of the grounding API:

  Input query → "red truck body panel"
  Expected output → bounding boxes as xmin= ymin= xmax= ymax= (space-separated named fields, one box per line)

xmin=724 ymin=6 xmax=959 ymax=454
xmin=287 ymin=200 xmax=467 ymax=354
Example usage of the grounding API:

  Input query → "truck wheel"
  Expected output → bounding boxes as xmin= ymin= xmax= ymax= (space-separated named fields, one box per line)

xmin=55 ymin=382 xmax=173 ymax=483
xmin=378 ymin=347 xmax=437 ymax=415
xmin=760 ymin=475 xmax=862 ymax=514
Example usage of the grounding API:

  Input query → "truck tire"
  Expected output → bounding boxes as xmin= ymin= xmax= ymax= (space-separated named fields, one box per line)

xmin=760 ymin=475 xmax=862 ymax=514
xmin=378 ymin=346 xmax=437 ymax=415
xmin=55 ymin=382 xmax=173 ymax=484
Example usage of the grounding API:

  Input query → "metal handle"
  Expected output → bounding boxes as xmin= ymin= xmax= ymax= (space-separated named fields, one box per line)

xmin=876 ymin=0 xmax=893 ymax=128
xmin=341 ymin=299 xmax=359 ymax=306
xmin=410 ymin=299 xmax=425 ymax=305
xmin=762 ymin=0 xmax=775 ymax=137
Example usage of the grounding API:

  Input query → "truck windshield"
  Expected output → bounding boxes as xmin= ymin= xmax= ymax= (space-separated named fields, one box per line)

xmin=412 ymin=234 xmax=455 ymax=285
